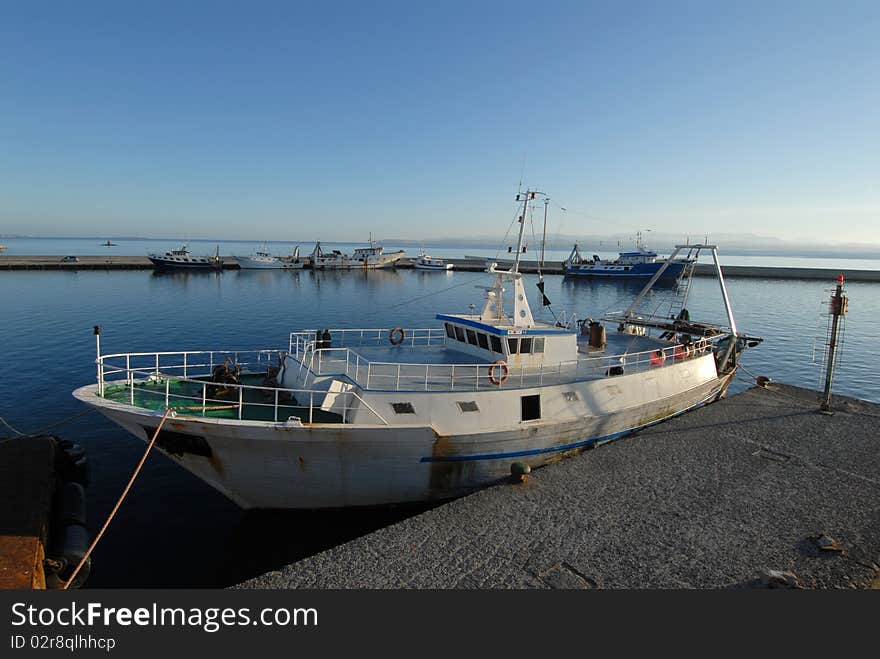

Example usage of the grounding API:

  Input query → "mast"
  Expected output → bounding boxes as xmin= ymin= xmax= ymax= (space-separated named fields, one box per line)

xmin=540 ymin=197 xmax=549 ymax=270
xmin=512 ymin=191 xmax=533 ymax=273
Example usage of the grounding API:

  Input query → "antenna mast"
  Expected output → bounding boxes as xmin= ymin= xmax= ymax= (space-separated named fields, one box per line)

xmin=819 ymin=274 xmax=848 ymax=415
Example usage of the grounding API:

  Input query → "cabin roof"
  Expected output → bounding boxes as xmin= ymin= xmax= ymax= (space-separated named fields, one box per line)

xmin=436 ymin=314 xmax=573 ymax=336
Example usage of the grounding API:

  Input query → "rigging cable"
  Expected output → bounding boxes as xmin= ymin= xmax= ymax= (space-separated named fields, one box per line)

xmin=0 ymin=407 xmax=98 ymax=443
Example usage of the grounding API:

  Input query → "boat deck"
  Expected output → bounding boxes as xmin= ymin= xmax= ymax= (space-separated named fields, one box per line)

xmin=303 ymin=331 xmax=678 ymax=392
xmin=321 ymin=331 xmax=665 ymax=366
xmin=100 ymin=374 xmax=344 ymax=423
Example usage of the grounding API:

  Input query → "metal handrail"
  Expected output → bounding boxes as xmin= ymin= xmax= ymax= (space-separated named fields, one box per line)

xmin=294 ymin=338 xmax=716 ymax=391
xmin=95 ymin=350 xmax=390 ymax=425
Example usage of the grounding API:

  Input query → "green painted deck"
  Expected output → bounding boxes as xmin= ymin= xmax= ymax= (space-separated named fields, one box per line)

xmin=100 ymin=374 xmax=343 ymax=423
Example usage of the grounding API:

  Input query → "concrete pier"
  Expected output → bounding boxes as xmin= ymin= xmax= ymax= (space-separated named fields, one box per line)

xmin=0 ymin=255 xmax=235 ymax=270
xmin=2 ymin=255 xmax=879 ymax=280
xmin=437 ymin=258 xmax=880 ymax=281
xmin=0 ymin=436 xmax=57 ymax=589
xmin=237 ymin=384 xmax=880 ymax=589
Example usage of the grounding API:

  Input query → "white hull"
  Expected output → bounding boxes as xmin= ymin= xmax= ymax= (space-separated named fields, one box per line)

xmin=73 ymin=354 xmax=730 ymax=509
xmin=414 ymin=261 xmax=453 ymax=271
xmin=312 ymin=253 xmax=404 ymax=269
xmin=236 ymin=257 xmax=304 ymax=269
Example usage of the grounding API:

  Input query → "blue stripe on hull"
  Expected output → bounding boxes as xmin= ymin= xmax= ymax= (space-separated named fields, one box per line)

xmin=419 ymin=388 xmax=720 ymax=463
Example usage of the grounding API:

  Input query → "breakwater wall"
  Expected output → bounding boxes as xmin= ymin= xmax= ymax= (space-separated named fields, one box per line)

xmin=2 ymin=255 xmax=879 ymax=281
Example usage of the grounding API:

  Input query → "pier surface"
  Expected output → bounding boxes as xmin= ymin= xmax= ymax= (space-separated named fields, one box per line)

xmin=2 ymin=255 xmax=879 ymax=280
xmin=0 ymin=436 xmax=57 ymax=589
xmin=237 ymin=384 xmax=880 ymax=589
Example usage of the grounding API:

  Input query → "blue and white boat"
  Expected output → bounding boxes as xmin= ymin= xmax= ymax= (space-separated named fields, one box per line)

xmin=564 ymin=233 xmax=693 ymax=280
xmin=74 ymin=191 xmax=760 ymax=509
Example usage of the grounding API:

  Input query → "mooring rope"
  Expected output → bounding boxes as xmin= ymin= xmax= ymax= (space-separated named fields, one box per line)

xmin=62 ymin=407 xmax=173 ymax=590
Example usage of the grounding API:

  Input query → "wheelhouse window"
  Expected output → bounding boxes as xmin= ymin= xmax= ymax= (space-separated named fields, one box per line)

xmin=454 ymin=326 xmax=465 ymax=342
xmin=507 ymin=338 xmax=519 ymax=354
xmin=521 ymin=394 xmax=541 ymax=421
xmin=490 ymin=335 xmax=503 ymax=353
xmin=445 ymin=323 xmax=455 ymax=339
xmin=466 ymin=329 xmax=478 ymax=346
xmin=519 ymin=337 xmax=532 ymax=354
xmin=477 ymin=333 xmax=489 ymax=350
xmin=532 ymin=337 xmax=545 ymax=354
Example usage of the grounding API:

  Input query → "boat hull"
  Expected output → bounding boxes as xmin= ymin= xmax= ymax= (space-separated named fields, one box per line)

xmin=148 ymin=257 xmax=222 ymax=270
xmin=565 ymin=260 xmax=688 ymax=279
xmin=236 ymin=257 xmax=304 ymax=269
xmin=73 ymin=365 xmax=731 ymax=509
xmin=414 ymin=262 xmax=453 ymax=270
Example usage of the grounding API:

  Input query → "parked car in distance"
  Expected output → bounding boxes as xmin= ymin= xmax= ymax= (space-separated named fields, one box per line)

xmin=61 ymin=255 xmax=79 ymax=262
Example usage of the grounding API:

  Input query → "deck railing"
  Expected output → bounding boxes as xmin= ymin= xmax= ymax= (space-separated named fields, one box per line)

xmin=289 ymin=328 xmax=448 ymax=357
xmin=95 ymin=349 xmax=389 ymax=425
xmin=95 ymin=337 xmax=715 ymax=420
xmin=291 ymin=335 xmax=715 ymax=392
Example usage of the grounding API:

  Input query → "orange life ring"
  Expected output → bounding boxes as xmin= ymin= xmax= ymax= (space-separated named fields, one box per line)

xmin=389 ymin=327 xmax=406 ymax=346
xmin=674 ymin=344 xmax=687 ymax=361
xmin=488 ymin=359 xmax=509 ymax=386
xmin=649 ymin=349 xmax=666 ymax=367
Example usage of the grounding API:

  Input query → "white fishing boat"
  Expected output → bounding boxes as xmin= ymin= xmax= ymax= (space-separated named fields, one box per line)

xmin=235 ymin=245 xmax=304 ymax=269
xmin=310 ymin=237 xmax=405 ymax=270
xmin=413 ymin=249 xmax=453 ymax=271
xmin=147 ymin=244 xmax=222 ymax=270
xmin=74 ymin=190 xmax=761 ymax=509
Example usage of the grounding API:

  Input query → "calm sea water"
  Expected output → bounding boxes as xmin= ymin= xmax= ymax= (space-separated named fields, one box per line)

xmin=0 ymin=267 xmax=877 ymax=587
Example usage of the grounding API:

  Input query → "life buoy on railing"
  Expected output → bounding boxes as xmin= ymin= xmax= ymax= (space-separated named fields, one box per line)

xmin=389 ymin=327 xmax=406 ymax=346
xmin=694 ymin=338 xmax=708 ymax=354
xmin=649 ymin=349 xmax=666 ymax=367
xmin=488 ymin=359 xmax=509 ymax=386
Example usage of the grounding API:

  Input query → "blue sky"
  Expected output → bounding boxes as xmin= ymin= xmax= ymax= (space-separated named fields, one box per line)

xmin=1 ymin=1 xmax=878 ymax=244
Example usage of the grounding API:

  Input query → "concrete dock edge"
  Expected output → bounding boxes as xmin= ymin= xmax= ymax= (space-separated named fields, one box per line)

xmin=236 ymin=384 xmax=880 ymax=589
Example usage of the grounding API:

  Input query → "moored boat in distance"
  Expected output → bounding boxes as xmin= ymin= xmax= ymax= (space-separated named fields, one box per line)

xmin=564 ymin=232 xmax=694 ymax=280
xmin=147 ymin=244 xmax=222 ymax=270
xmin=235 ymin=245 xmax=304 ymax=269
xmin=101 ymin=240 xmax=117 ymax=247
xmin=413 ymin=249 xmax=453 ymax=271
xmin=310 ymin=237 xmax=405 ymax=270
xmin=74 ymin=190 xmax=761 ymax=509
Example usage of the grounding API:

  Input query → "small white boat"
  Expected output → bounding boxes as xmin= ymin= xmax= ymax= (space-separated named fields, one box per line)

xmin=310 ymin=237 xmax=405 ymax=270
xmin=236 ymin=245 xmax=304 ymax=270
xmin=413 ymin=250 xmax=453 ymax=271
xmin=75 ymin=190 xmax=761 ymax=509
